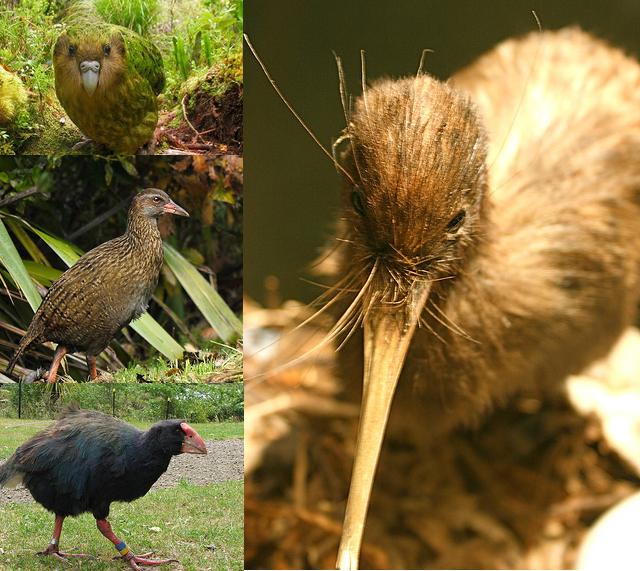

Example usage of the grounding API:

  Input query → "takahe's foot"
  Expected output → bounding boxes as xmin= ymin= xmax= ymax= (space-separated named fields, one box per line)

xmin=117 ymin=551 xmax=178 ymax=570
xmin=37 ymin=544 xmax=93 ymax=561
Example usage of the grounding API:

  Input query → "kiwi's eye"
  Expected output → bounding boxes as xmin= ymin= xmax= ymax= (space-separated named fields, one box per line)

xmin=103 ymin=44 xmax=111 ymax=56
xmin=351 ymin=187 xmax=365 ymax=216
xmin=68 ymin=45 xmax=76 ymax=56
xmin=447 ymin=209 xmax=466 ymax=233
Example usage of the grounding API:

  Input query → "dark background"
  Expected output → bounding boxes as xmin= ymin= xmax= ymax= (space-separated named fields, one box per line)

xmin=245 ymin=0 xmax=640 ymax=304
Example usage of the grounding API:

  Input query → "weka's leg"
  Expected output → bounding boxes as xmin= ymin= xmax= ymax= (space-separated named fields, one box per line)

xmin=38 ymin=515 xmax=92 ymax=559
xmin=87 ymin=355 xmax=98 ymax=380
xmin=96 ymin=518 xmax=178 ymax=570
xmin=46 ymin=346 xmax=68 ymax=383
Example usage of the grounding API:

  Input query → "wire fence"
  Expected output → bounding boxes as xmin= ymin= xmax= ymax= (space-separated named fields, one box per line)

xmin=0 ymin=382 xmax=243 ymax=423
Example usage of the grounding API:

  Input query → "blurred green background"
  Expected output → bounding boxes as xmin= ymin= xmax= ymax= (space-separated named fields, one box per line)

xmin=245 ymin=0 xmax=640 ymax=305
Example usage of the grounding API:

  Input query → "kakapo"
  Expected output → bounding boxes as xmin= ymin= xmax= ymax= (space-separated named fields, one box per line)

xmin=53 ymin=1 xmax=165 ymax=153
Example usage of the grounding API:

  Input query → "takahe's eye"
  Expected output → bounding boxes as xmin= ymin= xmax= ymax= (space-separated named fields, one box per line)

xmin=68 ymin=45 xmax=76 ymax=56
xmin=447 ymin=209 xmax=466 ymax=233
xmin=103 ymin=44 xmax=111 ymax=56
xmin=351 ymin=187 xmax=365 ymax=216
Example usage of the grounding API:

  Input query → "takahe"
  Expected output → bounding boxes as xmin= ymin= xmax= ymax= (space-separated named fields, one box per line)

xmin=5 ymin=188 xmax=189 ymax=383
xmin=0 ymin=407 xmax=207 ymax=569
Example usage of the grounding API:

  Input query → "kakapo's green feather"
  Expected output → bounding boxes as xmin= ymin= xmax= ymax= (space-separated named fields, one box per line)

xmin=53 ymin=0 xmax=165 ymax=153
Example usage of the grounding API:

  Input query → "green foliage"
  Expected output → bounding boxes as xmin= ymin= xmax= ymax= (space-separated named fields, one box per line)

xmin=0 ymin=219 xmax=42 ymax=311
xmin=164 ymin=244 xmax=242 ymax=341
xmin=0 ymin=0 xmax=60 ymax=152
xmin=172 ymin=35 xmax=192 ymax=80
xmin=0 ymin=416 xmax=242 ymax=459
xmin=161 ymin=0 xmax=243 ymax=104
xmin=112 ymin=342 xmax=243 ymax=384
xmin=0 ymin=383 xmax=244 ymax=422
xmin=94 ymin=0 xmax=160 ymax=35
xmin=0 ymin=481 xmax=244 ymax=571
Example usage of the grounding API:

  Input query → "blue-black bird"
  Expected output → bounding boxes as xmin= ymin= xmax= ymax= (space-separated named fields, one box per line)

xmin=0 ymin=407 xmax=207 ymax=569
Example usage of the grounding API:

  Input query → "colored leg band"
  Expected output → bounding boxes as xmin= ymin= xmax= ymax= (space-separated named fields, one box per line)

xmin=115 ymin=541 xmax=130 ymax=556
xmin=50 ymin=538 xmax=58 ymax=545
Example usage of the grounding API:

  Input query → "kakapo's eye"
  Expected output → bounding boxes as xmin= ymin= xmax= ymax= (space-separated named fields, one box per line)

xmin=447 ymin=209 xmax=466 ymax=233
xmin=68 ymin=45 xmax=76 ymax=56
xmin=351 ymin=187 xmax=365 ymax=216
xmin=103 ymin=44 xmax=111 ymax=56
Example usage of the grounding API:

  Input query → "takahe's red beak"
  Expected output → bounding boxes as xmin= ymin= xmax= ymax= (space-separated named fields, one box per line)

xmin=179 ymin=423 xmax=207 ymax=454
xmin=163 ymin=199 xmax=189 ymax=217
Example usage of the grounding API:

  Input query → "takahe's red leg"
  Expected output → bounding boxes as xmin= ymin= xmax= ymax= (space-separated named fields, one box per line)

xmin=38 ymin=515 xmax=92 ymax=559
xmin=96 ymin=518 xmax=178 ymax=570
xmin=46 ymin=346 xmax=68 ymax=383
xmin=87 ymin=355 xmax=98 ymax=380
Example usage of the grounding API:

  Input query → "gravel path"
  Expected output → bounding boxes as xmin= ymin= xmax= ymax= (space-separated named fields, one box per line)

xmin=0 ymin=438 xmax=243 ymax=505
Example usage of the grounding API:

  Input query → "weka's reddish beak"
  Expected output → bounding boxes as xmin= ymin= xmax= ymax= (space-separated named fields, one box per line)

xmin=163 ymin=200 xmax=189 ymax=217
xmin=179 ymin=422 xmax=207 ymax=454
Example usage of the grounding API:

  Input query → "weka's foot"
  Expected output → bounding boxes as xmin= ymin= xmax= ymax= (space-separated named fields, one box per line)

xmin=117 ymin=551 xmax=178 ymax=570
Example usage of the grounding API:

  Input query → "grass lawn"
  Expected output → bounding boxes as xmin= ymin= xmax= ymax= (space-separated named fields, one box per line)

xmin=0 ymin=480 xmax=243 ymax=570
xmin=0 ymin=419 xmax=243 ymax=460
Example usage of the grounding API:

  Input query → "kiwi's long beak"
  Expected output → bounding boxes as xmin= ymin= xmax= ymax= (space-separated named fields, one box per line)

xmin=336 ymin=280 xmax=431 ymax=570
xmin=79 ymin=60 xmax=100 ymax=95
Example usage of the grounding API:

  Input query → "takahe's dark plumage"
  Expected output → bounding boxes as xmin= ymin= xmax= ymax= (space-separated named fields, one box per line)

xmin=5 ymin=188 xmax=188 ymax=383
xmin=0 ymin=407 xmax=207 ymax=569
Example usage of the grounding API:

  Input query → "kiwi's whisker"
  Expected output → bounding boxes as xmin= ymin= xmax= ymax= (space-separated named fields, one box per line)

xmin=431 ymin=303 xmax=480 ymax=344
xmin=418 ymin=314 xmax=447 ymax=345
xmin=425 ymin=303 xmax=478 ymax=343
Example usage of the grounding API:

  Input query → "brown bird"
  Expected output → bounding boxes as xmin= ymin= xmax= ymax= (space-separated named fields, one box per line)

xmin=6 ymin=188 xmax=189 ymax=383
xmin=314 ymin=29 xmax=640 ymax=568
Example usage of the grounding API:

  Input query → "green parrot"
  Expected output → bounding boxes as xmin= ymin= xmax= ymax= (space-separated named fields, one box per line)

xmin=53 ymin=0 xmax=165 ymax=154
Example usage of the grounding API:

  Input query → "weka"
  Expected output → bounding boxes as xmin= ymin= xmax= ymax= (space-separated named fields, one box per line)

xmin=6 ymin=188 xmax=188 ymax=383
xmin=320 ymin=29 xmax=640 ymax=568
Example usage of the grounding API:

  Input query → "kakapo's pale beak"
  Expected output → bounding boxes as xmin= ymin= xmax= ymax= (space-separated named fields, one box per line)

xmin=79 ymin=60 xmax=100 ymax=95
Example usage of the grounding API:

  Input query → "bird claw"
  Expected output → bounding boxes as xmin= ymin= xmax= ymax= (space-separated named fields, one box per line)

xmin=37 ymin=546 xmax=94 ymax=562
xmin=114 ymin=551 xmax=179 ymax=569
xmin=70 ymin=136 xmax=96 ymax=152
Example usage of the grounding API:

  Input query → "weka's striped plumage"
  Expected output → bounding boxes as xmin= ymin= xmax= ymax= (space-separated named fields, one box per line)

xmin=6 ymin=188 xmax=188 ymax=382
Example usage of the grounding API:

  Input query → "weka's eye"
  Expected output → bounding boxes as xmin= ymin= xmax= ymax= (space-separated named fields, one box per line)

xmin=447 ymin=209 xmax=466 ymax=233
xmin=351 ymin=187 xmax=365 ymax=216
xmin=153 ymin=196 xmax=162 ymax=203
xmin=103 ymin=44 xmax=111 ymax=56
xmin=68 ymin=45 xmax=76 ymax=56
